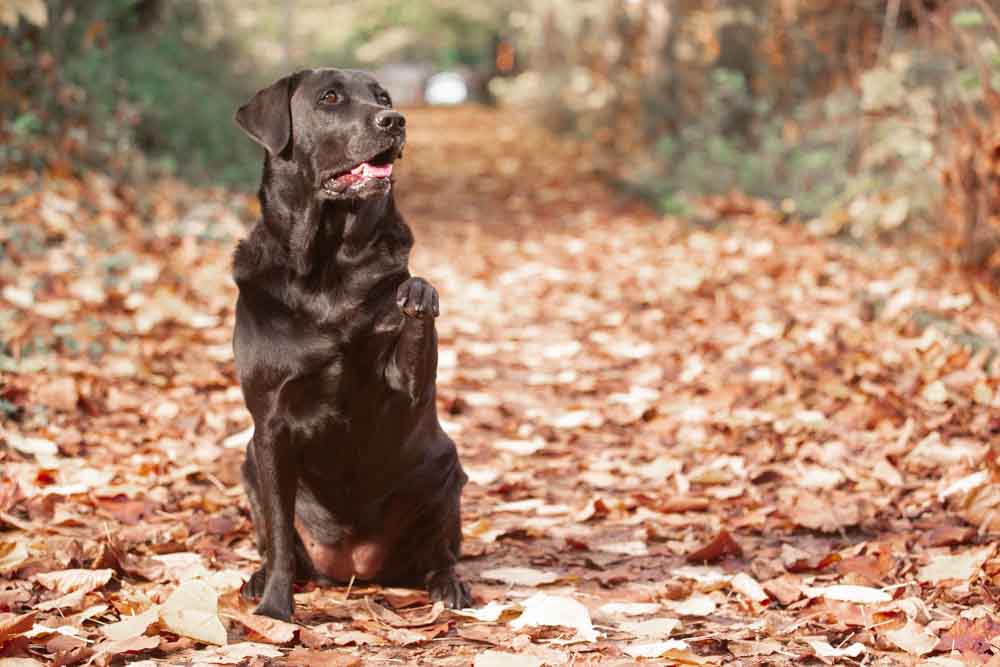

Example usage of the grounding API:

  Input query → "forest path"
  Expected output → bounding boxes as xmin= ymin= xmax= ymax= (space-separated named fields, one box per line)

xmin=1 ymin=106 xmax=998 ymax=665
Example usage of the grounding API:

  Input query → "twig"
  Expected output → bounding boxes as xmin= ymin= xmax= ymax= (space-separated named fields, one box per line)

xmin=878 ymin=0 xmax=902 ymax=62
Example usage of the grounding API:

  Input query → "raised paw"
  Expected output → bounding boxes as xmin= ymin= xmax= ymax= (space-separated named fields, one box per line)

xmin=426 ymin=568 xmax=472 ymax=609
xmin=240 ymin=567 xmax=266 ymax=600
xmin=396 ymin=277 xmax=439 ymax=320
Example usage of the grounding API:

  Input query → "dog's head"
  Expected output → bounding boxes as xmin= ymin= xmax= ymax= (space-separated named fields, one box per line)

xmin=235 ymin=68 xmax=404 ymax=201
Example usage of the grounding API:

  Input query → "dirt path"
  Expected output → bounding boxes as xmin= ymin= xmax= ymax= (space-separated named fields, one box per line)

xmin=1 ymin=107 xmax=999 ymax=665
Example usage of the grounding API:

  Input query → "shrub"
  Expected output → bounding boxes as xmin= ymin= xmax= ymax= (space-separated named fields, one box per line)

xmin=1 ymin=0 xmax=259 ymax=186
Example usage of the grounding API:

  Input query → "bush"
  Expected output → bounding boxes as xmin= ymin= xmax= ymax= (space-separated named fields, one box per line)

xmin=1 ymin=0 xmax=259 ymax=186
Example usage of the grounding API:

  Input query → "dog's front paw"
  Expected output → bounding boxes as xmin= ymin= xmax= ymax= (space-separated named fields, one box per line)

xmin=426 ymin=568 xmax=472 ymax=609
xmin=397 ymin=277 xmax=439 ymax=320
xmin=254 ymin=599 xmax=294 ymax=622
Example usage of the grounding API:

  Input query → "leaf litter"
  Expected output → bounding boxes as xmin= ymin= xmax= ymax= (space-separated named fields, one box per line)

xmin=0 ymin=106 xmax=999 ymax=663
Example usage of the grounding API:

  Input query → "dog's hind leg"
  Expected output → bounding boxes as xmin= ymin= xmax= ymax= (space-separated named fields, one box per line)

xmin=424 ymin=495 xmax=471 ymax=608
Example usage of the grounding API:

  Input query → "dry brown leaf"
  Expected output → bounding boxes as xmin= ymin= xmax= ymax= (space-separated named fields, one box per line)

xmin=883 ymin=619 xmax=938 ymax=656
xmin=225 ymin=610 xmax=297 ymax=644
xmin=686 ymin=530 xmax=743 ymax=563
xmin=35 ymin=568 xmax=113 ymax=595
xmin=918 ymin=546 xmax=994 ymax=583
xmin=364 ymin=599 xmax=444 ymax=628
xmin=282 ymin=647 xmax=362 ymax=667
xmin=101 ymin=607 xmax=160 ymax=641
xmin=0 ymin=612 xmax=36 ymax=643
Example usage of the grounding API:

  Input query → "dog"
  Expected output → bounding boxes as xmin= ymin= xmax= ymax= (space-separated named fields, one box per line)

xmin=231 ymin=68 xmax=471 ymax=621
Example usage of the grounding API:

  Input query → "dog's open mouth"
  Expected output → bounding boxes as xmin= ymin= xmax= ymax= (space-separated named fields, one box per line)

xmin=323 ymin=148 xmax=396 ymax=193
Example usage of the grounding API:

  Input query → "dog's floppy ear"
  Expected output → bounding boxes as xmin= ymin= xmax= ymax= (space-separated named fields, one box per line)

xmin=235 ymin=72 xmax=301 ymax=156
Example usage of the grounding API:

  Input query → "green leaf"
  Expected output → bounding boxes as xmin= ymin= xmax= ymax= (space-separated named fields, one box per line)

xmin=11 ymin=113 xmax=41 ymax=136
xmin=952 ymin=9 xmax=984 ymax=28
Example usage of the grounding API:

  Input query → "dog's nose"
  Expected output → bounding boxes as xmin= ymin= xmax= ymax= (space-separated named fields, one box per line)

xmin=374 ymin=110 xmax=405 ymax=133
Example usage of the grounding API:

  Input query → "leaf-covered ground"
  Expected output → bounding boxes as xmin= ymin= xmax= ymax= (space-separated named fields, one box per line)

xmin=2 ymin=107 xmax=1000 ymax=666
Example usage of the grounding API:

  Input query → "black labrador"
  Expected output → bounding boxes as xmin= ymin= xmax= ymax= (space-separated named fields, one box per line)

xmin=231 ymin=68 xmax=470 ymax=621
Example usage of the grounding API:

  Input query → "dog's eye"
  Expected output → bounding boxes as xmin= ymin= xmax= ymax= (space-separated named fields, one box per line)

xmin=378 ymin=93 xmax=392 ymax=107
xmin=319 ymin=91 xmax=340 ymax=105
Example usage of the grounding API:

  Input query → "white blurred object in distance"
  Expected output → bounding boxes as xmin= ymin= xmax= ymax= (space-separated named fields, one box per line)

xmin=374 ymin=63 xmax=433 ymax=107
xmin=425 ymin=72 xmax=468 ymax=106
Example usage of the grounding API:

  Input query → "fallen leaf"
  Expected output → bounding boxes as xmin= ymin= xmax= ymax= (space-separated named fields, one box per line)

xmin=623 ymin=639 xmax=705 ymax=662
xmin=35 ymin=568 xmax=114 ymax=594
xmin=618 ymin=617 xmax=680 ymax=639
xmin=474 ymin=650 xmax=546 ymax=667
xmin=806 ymin=639 xmax=866 ymax=659
xmin=729 ymin=639 xmax=784 ymax=657
xmin=686 ymin=530 xmax=743 ymax=563
xmin=2 ymin=431 xmax=57 ymax=457
xmin=480 ymin=567 xmax=559 ymax=587
xmin=364 ymin=599 xmax=444 ymax=628
xmin=666 ymin=594 xmax=717 ymax=616
xmin=509 ymin=593 xmax=599 ymax=642
xmin=0 ymin=612 xmax=36 ymax=642
xmin=451 ymin=601 xmax=516 ymax=622
xmin=35 ymin=588 xmax=87 ymax=611
xmin=225 ymin=610 xmax=297 ymax=644
xmin=180 ymin=641 xmax=284 ymax=664
xmin=936 ymin=616 xmax=1000 ymax=659
xmin=801 ymin=584 xmax=892 ymax=604
xmin=282 ymin=647 xmax=362 ymax=667
xmin=102 ymin=607 xmax=160 ymax=641
xmin=884 ymin=619 xmax=938 ymax=656
xmin=91 ymin=634 xmax=161 ymax=659
xmin=730 ymin=573 xmax=769 ymax=605
xmin=159 ymin=580 xmax=227 ymax=645
xmin=917 ymin=546 xmax=994 ymax=583
xmin=0 ymin=542 xmax=29 ymax=574
xmin=597 ymin=601 xmax=662 ymax=618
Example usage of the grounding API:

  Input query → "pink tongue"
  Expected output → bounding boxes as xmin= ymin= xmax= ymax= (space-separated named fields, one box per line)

xmin=350 ymin=162 xmax=393 ymax=178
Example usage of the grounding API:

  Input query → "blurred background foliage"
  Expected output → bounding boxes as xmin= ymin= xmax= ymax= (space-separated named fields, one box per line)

xmin=1 ymin=0 xmax=998 ymax=270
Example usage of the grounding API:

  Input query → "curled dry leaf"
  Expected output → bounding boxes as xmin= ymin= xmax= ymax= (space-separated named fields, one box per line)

xmin=730 ymin=573 xmax=769 ymax=605
xmin=686 ymin=530 xmax=744 ymax=563
xmin=225 ymin=610 xmax=297 ymax=644
xmin=364 ymin=599 xmax=445 ymax=628
xmin=883 ymin=619 xmax=938 ymax=656
xmin=159 ymin=580 xmax=227 ymax=646
xmin=0 ymin=612 xmax=36 ymax=643
xmin=509 ymin=593 xmax=600 ymax=643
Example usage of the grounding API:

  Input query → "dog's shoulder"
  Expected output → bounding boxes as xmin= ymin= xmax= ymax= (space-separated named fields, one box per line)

xmin=233 ymin=222 xmax=284 ymax=287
